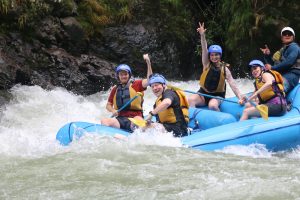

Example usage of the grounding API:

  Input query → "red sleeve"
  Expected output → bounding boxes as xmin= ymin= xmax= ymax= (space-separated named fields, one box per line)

xmin=131 ymin=79 xmax=147 ymax=92
xmin=107 ymin=86 xmax=117 ymax=104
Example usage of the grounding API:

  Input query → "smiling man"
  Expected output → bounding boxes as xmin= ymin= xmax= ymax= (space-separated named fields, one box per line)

xmin=261 ymin=27 xmax=300 ymax=93
xmin=145 ymin=73 xmax=189 ymax=137
xmin=100 ymin=54 xmax=152 ymax=132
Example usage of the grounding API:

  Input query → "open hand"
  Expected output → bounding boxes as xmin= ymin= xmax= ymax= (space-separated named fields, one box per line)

xmin=265 ymin=63 xmax=272 ymax=70
xmin=260 ymin=44 xmax=270 ymax=55
xmin=145 ymin=114 xmax=152 ymax=122
xmin=238 ymin=96 xmax=247 ymax=105
xmin=111 ymin=110 xmax=118 ymax=117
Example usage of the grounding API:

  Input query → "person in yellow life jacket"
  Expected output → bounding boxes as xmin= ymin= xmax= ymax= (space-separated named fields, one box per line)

xmin=240 ymin=60 xmax=287 ymax=121
xmin=145 ymin=73 xmax=189 ymax=137
xmin=188 ymin=22 xmax=244 ymax=111
xmin=100 ymin=54 xmax=153 ymax=132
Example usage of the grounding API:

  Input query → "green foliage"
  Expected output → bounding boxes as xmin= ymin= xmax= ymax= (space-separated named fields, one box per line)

xmin=0 ymin=0 xmax=10 ymax=14
xmin=77 ymin=0 xmax=142 ymax=36
xmin=52 ymin=0 xmax=77 ymax=17
xmin=162 ymin=0 xmax=181 ymax=8
xmin=158 ymin=0 xmax=193 ymax=43
xmin=116 ymin=5 xmax=132 ymax=23
xmin=189 ymin=0 xmax=299 ymax=77
xmin=77 ymin=0 xmax=111 ymax=36
xmin=0 ymin=0 xmax=50 ymax=30
xmin=218 ymin=0 xmax=299 ymax=51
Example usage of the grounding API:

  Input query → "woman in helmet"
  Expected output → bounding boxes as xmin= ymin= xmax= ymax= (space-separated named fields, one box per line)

xmin=146 ymin=73 xmax=189 ymax=137
xmin=239 ymin=59 xmax=287 ymax=120
xmin=260 ymin=27 xmax=300 ymax=94
xmin=188 ymin=22 xmax=244 ymax=111
xmin=100 ymin=54 xmax=153 ymax=132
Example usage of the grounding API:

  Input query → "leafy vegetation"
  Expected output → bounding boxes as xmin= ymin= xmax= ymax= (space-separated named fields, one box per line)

xmin=0 ymin=0 xmax=50 ymax=30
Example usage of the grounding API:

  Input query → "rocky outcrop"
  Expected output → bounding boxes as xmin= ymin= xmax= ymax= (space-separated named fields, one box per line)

xmin=0 ymin=5 xmax=197 ymax=96
xmin=0 ymin=17 xmax=117 ymax=95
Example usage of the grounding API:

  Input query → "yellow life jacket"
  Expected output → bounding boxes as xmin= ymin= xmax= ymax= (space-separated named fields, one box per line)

xmin=255 ymin=70 xmax=285 ymax=103
xmin=113 ymin=82 xmax=143 ymax=111
xmin=199 ymin=62 xmax=228 ymax=93
xmin=155 ymin=89 xmax=189 ymax=124
xmin=272 ymin=49 xmax=282 ymax=64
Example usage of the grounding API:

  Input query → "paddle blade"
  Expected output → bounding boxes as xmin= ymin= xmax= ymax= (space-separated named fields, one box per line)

xmin=136 ymin=92 xmax=143 ymax=96
xmin=128 ymin=118 xmax=147 ymax=127
xmin=257 ymin=104 xmax=269 ymax=120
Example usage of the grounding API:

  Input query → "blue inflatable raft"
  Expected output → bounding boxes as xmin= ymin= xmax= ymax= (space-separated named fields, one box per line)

xmin=56 ymin=84 xmax=300 ymax=152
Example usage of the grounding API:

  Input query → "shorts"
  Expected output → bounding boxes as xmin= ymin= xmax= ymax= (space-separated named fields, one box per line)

xmin=198 ymin=88 xmax=225 ymax=105
xmin=266 ymin=103 xmax=287 ymax=116
xmin=116 ymin=116 xmax=132 ymax=132
xmin=163 ymin=123 xmax=188 ymax=137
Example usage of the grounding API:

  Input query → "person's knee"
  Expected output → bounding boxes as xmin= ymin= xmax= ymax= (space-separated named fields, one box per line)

xmin=242 ymin=108 xmax=249 ymax=115
xmin=188 ymin=95 xmax=197 ymax=106
xmin=283 ymin=74 xmax=299 ymax=93
xmin=101 ymin=118 xmax=111 ymax=126
xmin=208 ymin=104 xmax=219 ymax=111
xmin=245 ymin=102 xmax=252 ymax=108
xmin=208 ymin=100 xmax=220 ymax=111
xmin=240 ymin=109 xmax=249 ymax=120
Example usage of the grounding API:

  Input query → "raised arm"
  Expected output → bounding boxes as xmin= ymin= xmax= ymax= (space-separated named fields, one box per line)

xmin=197 ymin=22 xmax=209 ymax=69
xmin=260 ymin=44 xmax=274 ymax=66
xmin=142 ymin=53 xmax=153 ymax=88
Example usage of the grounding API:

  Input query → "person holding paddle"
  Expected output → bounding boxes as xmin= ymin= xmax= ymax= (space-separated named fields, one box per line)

xmin=145 ymin=73 xmax=189 ymax=137
xmin=239 ymin=60 xmax=287 ymax=121
xmin=188 ymin=22 xmax=244 ymax=111
xmin=100 ymin=54 xmax=153 ymax=132
xmin=261 ymin=27 xmax=300 ymax=94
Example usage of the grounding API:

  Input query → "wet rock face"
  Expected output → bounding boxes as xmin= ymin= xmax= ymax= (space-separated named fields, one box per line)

xmin=0 ymin=17 xmax=118 ymax=95
xmin=89 ymin=23 xmax=184 ymax=78
xmin=0 ymin=11 xmax=196 ymax=95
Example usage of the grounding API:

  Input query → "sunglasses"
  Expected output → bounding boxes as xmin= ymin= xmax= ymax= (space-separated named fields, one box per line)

xmin=282 ymin=31 xmax=294 ymax=36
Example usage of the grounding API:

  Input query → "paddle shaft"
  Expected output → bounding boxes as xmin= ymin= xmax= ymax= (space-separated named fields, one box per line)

xmin=110 ymin=93 xmax=141 ymax=117
xmin=183 ymin=89 xmax=239 ymax=104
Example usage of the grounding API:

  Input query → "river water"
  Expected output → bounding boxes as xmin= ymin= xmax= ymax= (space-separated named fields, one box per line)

xmin=1 ymin=80 xmax=300 ymax=200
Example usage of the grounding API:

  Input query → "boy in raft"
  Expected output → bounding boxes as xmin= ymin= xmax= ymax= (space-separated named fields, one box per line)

xmin=146 ymin=73 xmax=189 ymax=137
xmin=239 ymin=60 xmax=287 ymax=120
xmin=188 ymin=22 xmax=244 ymax=111
xmin=100 ymin=54 xmax=152 ymax=132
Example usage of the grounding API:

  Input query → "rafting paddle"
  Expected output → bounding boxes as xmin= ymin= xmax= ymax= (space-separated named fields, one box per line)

xmin=128 ymin=118 xmax=147 ymax=127
xmin=168 ymin=85 xmax=239 ymax=104
xmin=111 ymin=92 xmax=143 ymax=117
xmin=248 ymin=100 xmax=269 ymax=120
xmin=168 ymin=85 xmax=269 ymax=120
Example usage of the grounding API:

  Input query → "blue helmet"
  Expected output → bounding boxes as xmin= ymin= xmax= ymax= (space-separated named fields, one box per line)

xmin=115 ymin=64 xmax=132 ymax=75
xmin=208 ymin=45 xmax=222 ymax=55
xmin=148 ymin=73 xmax=167 ymax=86
xmin=248 ymin=60 xmax=264 ymax=68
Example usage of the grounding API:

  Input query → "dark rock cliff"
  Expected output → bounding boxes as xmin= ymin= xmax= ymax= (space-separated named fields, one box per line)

xmin=0 ymin=1 xmax=198 ymax=97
